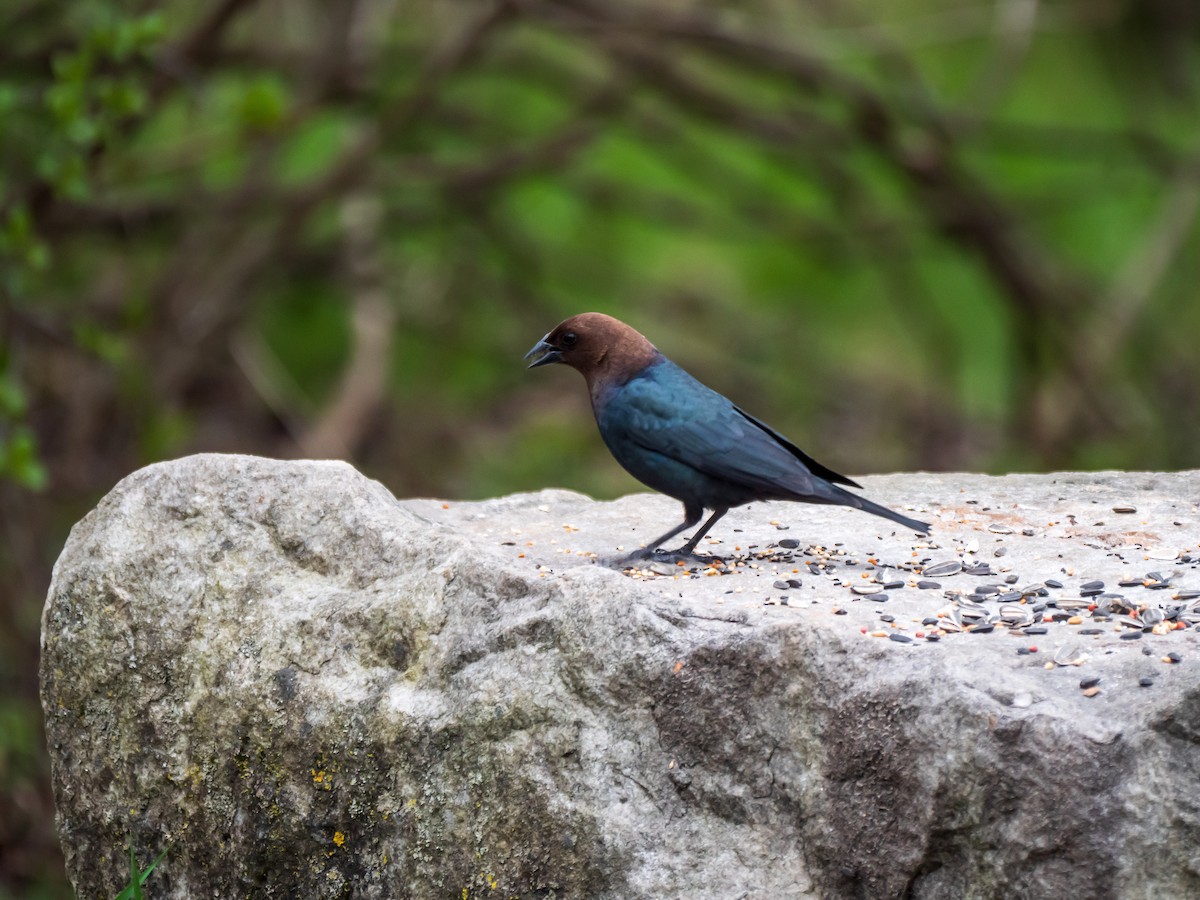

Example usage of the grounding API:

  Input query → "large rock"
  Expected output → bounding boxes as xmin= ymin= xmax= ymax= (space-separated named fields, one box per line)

xmin=41 ymin=455 xmax=1200 ymax=898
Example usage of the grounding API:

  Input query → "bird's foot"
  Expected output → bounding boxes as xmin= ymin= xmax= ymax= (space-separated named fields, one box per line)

xmin=619 ymin=547 xmax=722 ymax=570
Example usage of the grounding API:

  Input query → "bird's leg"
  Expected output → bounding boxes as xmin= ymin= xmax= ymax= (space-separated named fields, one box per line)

xmin=677 ymin=507 xmax=729 ymax=556
xmin=623 ymin=504 xmax=703 ymax=562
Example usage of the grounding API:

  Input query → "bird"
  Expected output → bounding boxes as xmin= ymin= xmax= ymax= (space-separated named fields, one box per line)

xmin=524 ymin=312 xmax=930 ymax=560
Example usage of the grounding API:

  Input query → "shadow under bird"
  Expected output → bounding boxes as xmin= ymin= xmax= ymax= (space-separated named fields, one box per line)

xmin=525 ymin=312 xmax=930 ymax=560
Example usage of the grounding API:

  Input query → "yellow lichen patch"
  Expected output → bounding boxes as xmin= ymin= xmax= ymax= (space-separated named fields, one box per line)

xmin=333 ymin=831 xmax=345 ymax=847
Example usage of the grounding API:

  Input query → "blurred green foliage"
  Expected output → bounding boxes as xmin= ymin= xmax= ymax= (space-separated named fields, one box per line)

xmin=3 ymin=0 xmax=1200 ymax=893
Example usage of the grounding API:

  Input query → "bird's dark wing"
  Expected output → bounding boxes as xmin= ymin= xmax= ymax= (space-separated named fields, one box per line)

xmin=606 ymin=361 xmax=852 ymax=499
xmin=732 ymin=407 xmax=860 ymax=488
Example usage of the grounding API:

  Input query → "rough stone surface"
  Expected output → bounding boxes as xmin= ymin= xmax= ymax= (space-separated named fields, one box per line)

xmin=41 ymin=455 xmax=1200 ymax=899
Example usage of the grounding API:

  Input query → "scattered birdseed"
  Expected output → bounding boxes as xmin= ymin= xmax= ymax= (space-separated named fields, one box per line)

xmin=917 ymin=580 xmax=942 ymax=590
xmin=1119 ymin=632 xmax=1142 ymax=641
xmin=1045 ymin=579 xmax=1064 ymax=589
xmin=773 ymin=580 xmax=790 ymax=591
xmin=1079 ymin=675 xmax=1100 ymax=689
xmin=1082 ymin=686 xmax=1101 ymax=698
xmin=889 ymin=633 xmax=913 ymax=643
xmin=1113 ymin=505 xmax=1137 ymax=513
xmin=1139 ymin=677 xmax=1154 ymax=687
xmin=778 ymin=539 xmax=800 ymax=549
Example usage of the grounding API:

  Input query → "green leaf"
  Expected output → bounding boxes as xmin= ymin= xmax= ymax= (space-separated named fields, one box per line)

xmin=113 ymin=842 xmax=167 ymax=900
xmin=0 ymin=373 xmax=27 ymax=417
xmin=131 ymin=12 xmax=167 ymax=50
xmin=236 ymin=78 xmax=288 ymax=133
xmin=1 ymin=428 xmax=48 ymax=491
xmin=51 ymin=49 xmax=92 ymax=85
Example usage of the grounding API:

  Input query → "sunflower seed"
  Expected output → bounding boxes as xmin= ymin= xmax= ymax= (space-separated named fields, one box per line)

xmin=1140 ymin=607 xmax=1165 ymax=626
xmin=923 ymin=560 xmax=963 ymax=578
xmin=1113 ymin=505 xmax=1137 ymax=513
xmin=1045 ymin=579 xmax=1064 ymax=589
xmin=1055 ymin=598 xmax=1092 ymax=610
xmin=1054 ymin=646 xmax=1085 ymax=665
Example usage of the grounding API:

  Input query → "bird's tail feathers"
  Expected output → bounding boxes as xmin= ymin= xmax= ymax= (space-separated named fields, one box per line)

xmin=834 ymin=487 xmax=930 ymax=533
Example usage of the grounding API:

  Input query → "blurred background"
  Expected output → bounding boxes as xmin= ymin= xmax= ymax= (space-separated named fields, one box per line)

xmin=3 ymin=0 xmax=1199 ymax=894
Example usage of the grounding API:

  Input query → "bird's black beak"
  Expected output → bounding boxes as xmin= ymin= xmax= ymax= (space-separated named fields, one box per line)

xmin=524 ymin=335 xmax=563 ymax=368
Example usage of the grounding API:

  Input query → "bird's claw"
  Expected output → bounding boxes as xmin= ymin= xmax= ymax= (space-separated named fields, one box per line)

xmin=620 ymin=547 xmax=719 ymax=569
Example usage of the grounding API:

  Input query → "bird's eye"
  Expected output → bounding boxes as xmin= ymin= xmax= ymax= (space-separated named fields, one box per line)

xmin=561 ymin=331 xmax=578 ymax=348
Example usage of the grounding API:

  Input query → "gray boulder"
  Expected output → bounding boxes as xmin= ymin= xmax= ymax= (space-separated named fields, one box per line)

xmin=41 ymin=455 xmax=1200 ymax=898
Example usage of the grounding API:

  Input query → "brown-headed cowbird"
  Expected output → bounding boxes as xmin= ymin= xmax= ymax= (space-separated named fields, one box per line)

xmin=525 ymin=312 xmax=930 ymax=559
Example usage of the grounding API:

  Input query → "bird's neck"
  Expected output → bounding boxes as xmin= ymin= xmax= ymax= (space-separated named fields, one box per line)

xmin=587 ymin=352 xmax=664 ymax=412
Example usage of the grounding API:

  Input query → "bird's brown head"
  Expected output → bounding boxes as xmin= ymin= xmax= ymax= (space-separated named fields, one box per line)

xmin=524 ymin=312 xmax=659 ymax=390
